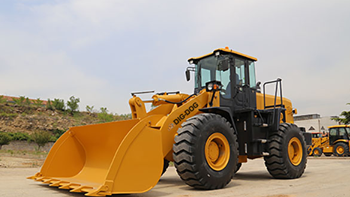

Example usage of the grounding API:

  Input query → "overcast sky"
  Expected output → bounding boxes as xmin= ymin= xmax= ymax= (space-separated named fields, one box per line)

xmin=1 ymin=0 xmax=349 ymax=117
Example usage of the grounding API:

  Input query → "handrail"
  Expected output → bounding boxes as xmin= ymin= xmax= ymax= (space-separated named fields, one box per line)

xmin=262 ymin=78 xmax=285 ymax=124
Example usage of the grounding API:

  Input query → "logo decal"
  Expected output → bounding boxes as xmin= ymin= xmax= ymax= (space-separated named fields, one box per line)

xmin=173 ymin=102 xmax=199 ymax=125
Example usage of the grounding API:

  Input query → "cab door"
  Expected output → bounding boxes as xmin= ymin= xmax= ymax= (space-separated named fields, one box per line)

xmin=231 ymin=58 xmax=257 ymax=112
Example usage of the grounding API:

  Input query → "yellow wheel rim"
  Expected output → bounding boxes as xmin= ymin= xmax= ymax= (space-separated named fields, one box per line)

xmin=205 ymin=133 xmax=230 ymax=171
xmin=336 ymin=146 xmax=344 ymax=154
xmin=288 ymin=137 xmax=303 ymax=166
xmin=314 ymin=149 xmax=319 ymax=155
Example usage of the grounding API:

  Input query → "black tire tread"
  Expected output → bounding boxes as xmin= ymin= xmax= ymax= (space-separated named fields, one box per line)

xmin=333 ymin=142 xmax=349 ymax=157
xmin=173 ymin=113 xmax=238 ymax=189
xmin=264 ymin=123 xmax=307 ymax=179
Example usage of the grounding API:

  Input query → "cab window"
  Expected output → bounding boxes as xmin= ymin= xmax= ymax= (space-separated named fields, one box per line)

xmin=235 ymin=58 xmax=245 ymax=85
xmin=329 ymin=128 xmax=337 ymax=136
xmin=248 ymin=61 xmax=256 ymax=88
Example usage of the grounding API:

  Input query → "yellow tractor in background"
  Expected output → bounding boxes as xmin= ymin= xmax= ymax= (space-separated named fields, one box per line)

xmin=308 ymin=125 xmax=350 ymax=157
xmin=308 ymin=132 xmax=328 ymax=156
xmin=28 ymin=47 xmax=311 ymax=196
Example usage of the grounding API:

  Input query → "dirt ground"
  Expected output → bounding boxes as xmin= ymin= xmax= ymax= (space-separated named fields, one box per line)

xmin=0 ymin=156 xmax=349 ymax=197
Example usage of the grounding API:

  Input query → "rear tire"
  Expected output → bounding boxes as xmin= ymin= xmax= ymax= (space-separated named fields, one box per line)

xmin=312 ymin=147 xmax=322 ymax=157
xmin=333 ymin=142 xmax=349 ymax=157
xmin=264 ymin=123 xmax=307 ymax=179
xmin=173 ymin=113 xmax=238 ymax=189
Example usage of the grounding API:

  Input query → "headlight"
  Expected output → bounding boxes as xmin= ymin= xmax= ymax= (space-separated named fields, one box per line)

xmin=207 ymin=83 xmax=213 ymax=91
xmin=205 ymin=81 xmax=222 ymax=92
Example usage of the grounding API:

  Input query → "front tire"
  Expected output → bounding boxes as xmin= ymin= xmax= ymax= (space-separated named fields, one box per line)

xmin=264 ymin=123 xmax=307 ymax=179
xmin=173 ymin=113 xmax=238 ymax=189
xmin=312 ymin=147 xmax=322 ymax=157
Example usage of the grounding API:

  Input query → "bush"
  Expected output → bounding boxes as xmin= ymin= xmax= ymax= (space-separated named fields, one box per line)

xmin=46 ymin=99 xmax=54 ymax=110
xmin=67 ymin=96 xmax=80 ymax=115
xmin=0 ymin=112 xmax=18 ymax=119
xmin=98 ymin=107 xmax=115 ymax=123
xmin=12 ymin=96 xmax=26 ymax=106
xmin=116 ymin=113 xmax=132 ymax=121
xmin=32 ymin=98 xmax=43 ymax=107
xmin=0 ymin=132 xmax=12 ymax=149
xmin=30 ymin=130 xmax=52 ymax=150
xmin=52 ymin=129 xmax=66 ymax=141
xmin=25 ymin=97 xmax=31 ymax=106
xmin=7 ymin=132 xmax=31 ymax=141
xmin=52 ymin=98 xmax=65 ymax=111
xmin=0 ymin=96 xmax=6 ymax=104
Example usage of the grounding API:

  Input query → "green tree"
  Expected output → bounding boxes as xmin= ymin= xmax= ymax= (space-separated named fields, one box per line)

xmin=0 ymin=132 xmax=12 ymax=150
xmin=30 ymin=130 xmax=52 ymax=150
xmin=332 ymin=103 xmax=350 ymax=124
xmin=52 ymin=98 xmax=65 ymax=111
xmin=67 ymin=96 xmax=80 ymax=115
xmin=86 ymin=105 xmax=94 ymax=113
xmin=98 ymin=107 xmax=114 ymax=123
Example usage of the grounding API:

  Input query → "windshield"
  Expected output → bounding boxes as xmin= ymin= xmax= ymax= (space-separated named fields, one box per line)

xmin=194 ymin=55 xmax=231 ymax=97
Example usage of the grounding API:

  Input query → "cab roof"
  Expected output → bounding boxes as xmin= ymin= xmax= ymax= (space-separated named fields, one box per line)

xmin=188 ymin=47 xmax=258 ymax=63
xmin=328 ymin=125 xmax=350 ymax=128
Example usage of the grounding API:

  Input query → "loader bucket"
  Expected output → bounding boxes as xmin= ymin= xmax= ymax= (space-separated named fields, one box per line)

xmin=28 ymin=115 xmax=165 ymax=196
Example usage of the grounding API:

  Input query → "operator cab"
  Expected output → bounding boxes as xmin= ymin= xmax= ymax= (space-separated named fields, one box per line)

xmin=328 ymin=125 xmax=350 ymax=144
xmin=187 ymin=47 xmax=258 ymax=113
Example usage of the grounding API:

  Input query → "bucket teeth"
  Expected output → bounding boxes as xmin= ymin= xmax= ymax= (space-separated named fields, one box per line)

xmin=49 ymin=181 xmax=69 ymax=187
xmin=43 ymin=179 xmax=59 ymax=184
xmin=35 ymin=177 xmax=46 ymax=181
xmin=70 ymin=186 xmax=94 ymax=193
xmin=59 ymin=183 xmax=80 ymax=190
xmin=27 ymin=172 xmax=42 ymax=180
xmin=85 ymin=185 xmax=111 ymax=197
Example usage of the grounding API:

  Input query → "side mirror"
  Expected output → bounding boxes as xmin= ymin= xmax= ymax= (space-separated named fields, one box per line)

xmin=256 ymin=81 xmax=261 ymax=92
xmin=185 ymin=67 xmax=195 ymax=81
xmin=185 ymin=70 xmax=190 ymax=81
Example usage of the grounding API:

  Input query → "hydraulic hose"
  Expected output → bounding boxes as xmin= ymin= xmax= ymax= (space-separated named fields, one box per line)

xmin=162 ymin=94 xmax=196 ymax=104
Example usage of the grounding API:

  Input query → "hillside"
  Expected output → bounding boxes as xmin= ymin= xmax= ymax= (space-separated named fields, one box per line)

xmin=0 ymin=102 xmax=131 ymax=137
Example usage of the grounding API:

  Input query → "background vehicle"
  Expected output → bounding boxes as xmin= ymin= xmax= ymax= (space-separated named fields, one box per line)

xmin=308 ymin=132 xmax=328 ymax=156
xmin=28 ymin=47 xmax=310 ymax=196
xmin=308 ymin=125 xmax=350 ymax=157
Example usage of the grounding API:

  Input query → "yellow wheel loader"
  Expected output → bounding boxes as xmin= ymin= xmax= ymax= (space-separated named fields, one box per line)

xmin=28 ymin=47 xmax=311 ymax=196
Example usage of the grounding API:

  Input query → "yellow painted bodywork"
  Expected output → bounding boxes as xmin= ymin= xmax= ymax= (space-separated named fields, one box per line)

xmin=188 ymin=47 xmax=257 ymax=62
xmin=328 ymin=125 xmax=350 ymax=128
xmin=256 ymin=92 xmax=295 ymax=124
xmin=28 ymin=90 xmax=220 ymax=196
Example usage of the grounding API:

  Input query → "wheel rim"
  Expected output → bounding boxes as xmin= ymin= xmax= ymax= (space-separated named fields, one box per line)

xmin=336 ymin=146 xmax=344 ymax=154
xmin=314 ymin=149 xmax=319 ymax=155
xmin=288 ymin=137 xmax=303 ymax=166
xmin=205 ymin=132 xmax=230 ymax=171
